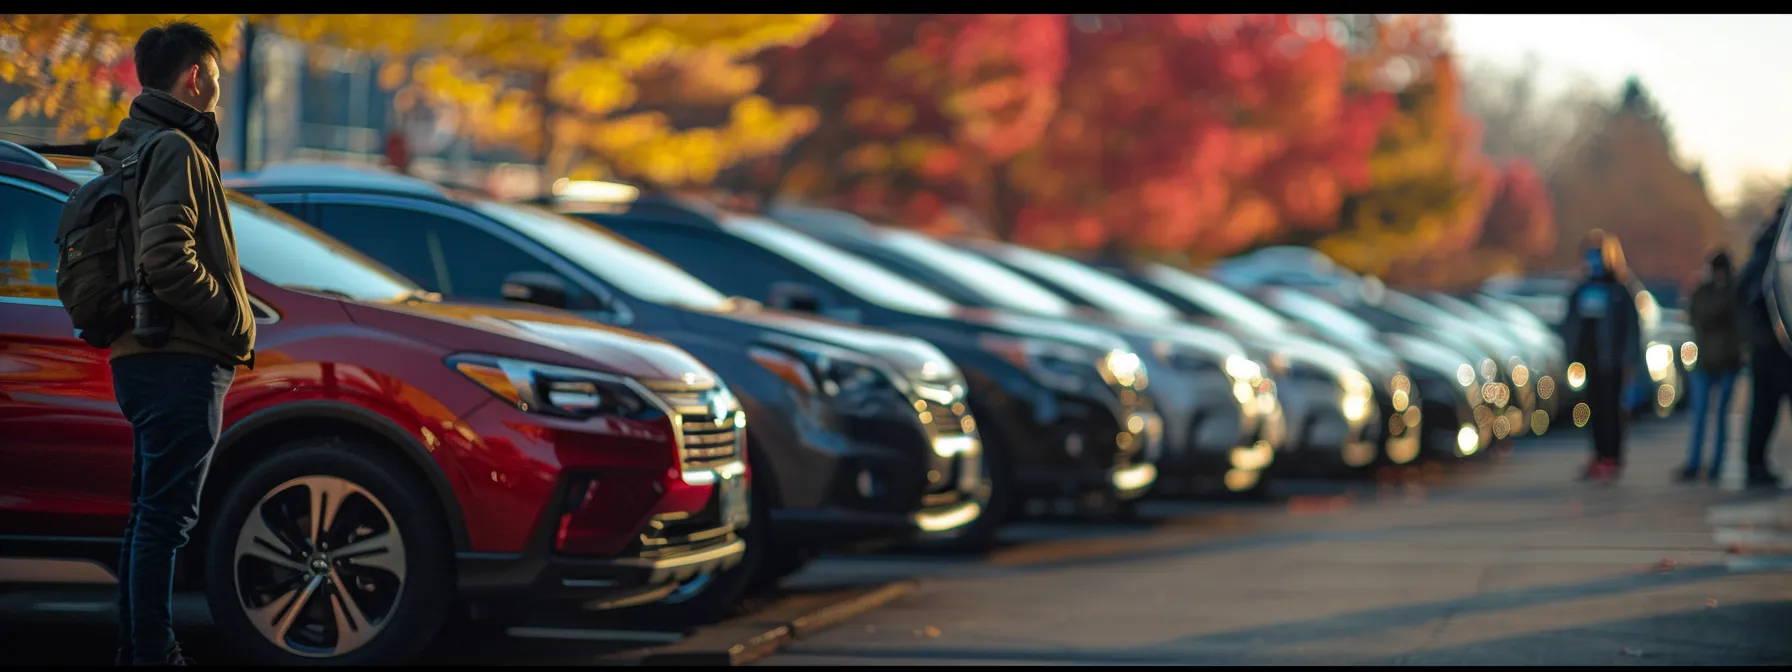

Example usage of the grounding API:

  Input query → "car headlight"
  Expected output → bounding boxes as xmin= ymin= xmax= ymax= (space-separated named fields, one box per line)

xmin=447 ymin=354 xmax=662 ymax=420
xmin=748 ymin=344 xmax=908 ymax=418
xmin=1646 ymin=343 xmax=1673 ymax=381
xmin=1567 ymin=362 xmax=1587 ymax=391
xmin=1680 ymin=341 xmax=1698 ymax=370
xmin=1104 ymin=350 xmax=1145 ymax=388
xmin=1223 ymin=354 xmax=1262 ymax=383
xmin=1339 ymin=370 xmax=1375 ymax=423
xmin=979 ymin=334 xmax=1120 ymax=394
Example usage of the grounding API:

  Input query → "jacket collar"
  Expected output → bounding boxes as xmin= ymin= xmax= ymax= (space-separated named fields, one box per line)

xmin=129 ymin=89 xmax=221 ymax=162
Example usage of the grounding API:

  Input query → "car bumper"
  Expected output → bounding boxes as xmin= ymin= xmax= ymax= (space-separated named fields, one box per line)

xmin=769 ymin=408 xmax=986 ymax=548
xmin=970 ymin=378 xmax=1157 ymax=503
xmin=455 ymin=465 xmax=748 ymax=609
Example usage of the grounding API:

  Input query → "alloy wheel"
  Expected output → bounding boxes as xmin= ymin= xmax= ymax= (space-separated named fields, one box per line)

xmin=232 ymin=475 xmax=407 ymax=658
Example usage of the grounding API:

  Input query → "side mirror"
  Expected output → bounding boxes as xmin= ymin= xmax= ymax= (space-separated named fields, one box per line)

xmin=767 ymin=281 xmax=822 ymax=313
xmin=501 ymin=271 xmax=569 ymax=309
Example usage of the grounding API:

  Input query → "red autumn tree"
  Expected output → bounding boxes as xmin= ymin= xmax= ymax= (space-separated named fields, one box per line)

xmin=1479 ymin=158 xmax=1555 ymax=257
xmin=749 ymin=14 xmax=1067 ymax=235
xmin=992 ymin=14 xmax=1394 ymax=257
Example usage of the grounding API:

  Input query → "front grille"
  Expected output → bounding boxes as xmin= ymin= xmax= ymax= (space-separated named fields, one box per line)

xmin=920 ymin=399 xmax=970 ymax=437
xmin=644 ymin=379 xmax=743 ymax=472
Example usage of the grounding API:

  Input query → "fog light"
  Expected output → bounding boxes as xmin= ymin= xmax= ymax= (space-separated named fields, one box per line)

xmin=1230 ymin=440 xmax=1274 ymax=471
xmin=856 ymin=470 xmax=880 ymax=499
xmin=1223 ymin=468 xmax=1260 ymax=493
xmin=1456 ymin=424 xmax=1479 ymax=455
xmin=1341 ymin=395 xmax=1372 ymax=423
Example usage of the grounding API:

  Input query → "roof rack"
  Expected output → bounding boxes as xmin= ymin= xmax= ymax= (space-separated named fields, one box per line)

xmin=0 ymin=139 xmax=56 ymax=170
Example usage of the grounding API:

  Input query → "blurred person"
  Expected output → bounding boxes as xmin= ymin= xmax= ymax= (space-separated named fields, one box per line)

xmin=90 ymin=21 xmax=255 ymax=666
xmin=1681 ymin=249 xmax=1743 ymax=482
xmin=1558 ymin=230 xmax=1642 ymax=483
xmin=1734 ymin=201 xmax=1789 ymax=489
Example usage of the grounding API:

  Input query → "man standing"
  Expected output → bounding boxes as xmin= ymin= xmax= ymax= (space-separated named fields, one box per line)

xmin=1681 ymin=249 xmax=1743 ymax=482
xmin=96 ymin=22 xmax=256 ymax=665
xmin=1559 ymin=230 xmax=1642 ymax=483
xmin=1735 ymin=201 xmax=1788 ymax=489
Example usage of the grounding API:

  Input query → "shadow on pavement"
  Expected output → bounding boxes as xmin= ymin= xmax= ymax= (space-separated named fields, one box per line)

xmin=1379 ymin=599 xmax=1792 ymax=666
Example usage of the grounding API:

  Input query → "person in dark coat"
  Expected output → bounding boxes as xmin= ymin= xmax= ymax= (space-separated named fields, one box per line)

xmin=1734 ymin=202 xmax=1789 ymax=488
xmin=1681 ymin=249 xmax=1743 ymax=482
xmin=1559 ymin=229 xmax=1643 ymax=482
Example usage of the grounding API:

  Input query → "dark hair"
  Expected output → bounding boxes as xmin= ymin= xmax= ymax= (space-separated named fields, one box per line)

xmin=1709 ymin=248 xmax=1733 ymax=272
xmin=133 ymin=21 xmax=222 ymax=92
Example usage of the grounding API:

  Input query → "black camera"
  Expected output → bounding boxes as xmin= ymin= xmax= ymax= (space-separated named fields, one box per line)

xmin=130 ymin=282 xmax=171 ymax=348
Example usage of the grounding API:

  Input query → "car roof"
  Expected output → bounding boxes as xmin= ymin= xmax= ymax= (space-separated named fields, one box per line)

xmin=224 ymin=161 xmax=455 ymax=202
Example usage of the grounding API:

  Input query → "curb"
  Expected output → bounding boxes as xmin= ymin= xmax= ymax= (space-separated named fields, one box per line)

xmin=635 ymin=580 xmax=919 ymax=666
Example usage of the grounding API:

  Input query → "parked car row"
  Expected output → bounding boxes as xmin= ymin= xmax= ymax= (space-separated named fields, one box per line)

xmin=0 ymin=143 xmax=1626 ymax=664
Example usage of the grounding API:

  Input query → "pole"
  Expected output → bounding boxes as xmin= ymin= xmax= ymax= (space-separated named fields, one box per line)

xmin=234 ymin=18 xmax=256 ymax=172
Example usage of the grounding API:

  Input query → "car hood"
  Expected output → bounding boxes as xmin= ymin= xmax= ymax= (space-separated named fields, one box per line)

xmin=342 ymin=299 xmax=717 ymax=383
xmin=701 ymin=305 xmax=961 ymax=383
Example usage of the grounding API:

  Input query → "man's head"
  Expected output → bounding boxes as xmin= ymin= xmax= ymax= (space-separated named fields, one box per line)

xmin=1582 ymin=229 xmax=1610 ymax=278
xmin=133 ymin=21 xmax=223 ymax=113
xmin=1708 ymin=248 xmax=1734 ymax=282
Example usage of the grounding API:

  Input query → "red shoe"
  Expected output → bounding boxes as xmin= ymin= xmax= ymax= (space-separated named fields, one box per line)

xmin=1579 ymin=458 xmax=1620 ymax=483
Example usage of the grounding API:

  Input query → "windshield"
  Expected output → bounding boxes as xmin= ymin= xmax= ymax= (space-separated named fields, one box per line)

xmin=985 ymin=245 xmax=1183 ymax=321
xmin=1143 ymin=264 xmax=1291 ymax=333
xmin=473 ymin=201 xmax=731 ymax=311
xmin=876 ymin=230 xmax=1077 ymax=317
xmin=723 ymin=216 xmax=959 ymax=317
xmin=229 ymin=194 xmax=420 ymax=301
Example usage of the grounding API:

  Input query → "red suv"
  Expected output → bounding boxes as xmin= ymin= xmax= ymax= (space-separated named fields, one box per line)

xmin=0 ymin=145 xmax=750 ymax=664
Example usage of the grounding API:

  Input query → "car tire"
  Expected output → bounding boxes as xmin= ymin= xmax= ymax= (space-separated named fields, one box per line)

xmin=202 ymin=437 xmax=454 ymax=665
xmin=630 ymin=469 xmax=769 ymax=628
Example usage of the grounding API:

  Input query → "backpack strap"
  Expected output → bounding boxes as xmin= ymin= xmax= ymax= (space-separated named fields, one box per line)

xmin=116 ymin=128 xmax=177 ymax=289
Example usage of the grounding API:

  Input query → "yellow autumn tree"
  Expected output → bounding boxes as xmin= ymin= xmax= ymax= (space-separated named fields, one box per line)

xmin=1312 ymin=15 xmax=1497 ymax=282
xmin=1 ymin=14 xmax=830 ymax=188
xmin=1 ymin=14 xmax=243 ymax=140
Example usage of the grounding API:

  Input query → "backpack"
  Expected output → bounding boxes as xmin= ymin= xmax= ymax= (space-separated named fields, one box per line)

xmin=53 ymin=129 xmax=172 ymax=348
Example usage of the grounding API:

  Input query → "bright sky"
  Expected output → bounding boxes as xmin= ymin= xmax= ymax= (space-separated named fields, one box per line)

xmin=1447 ymin=14 xmax=1792 ymax=211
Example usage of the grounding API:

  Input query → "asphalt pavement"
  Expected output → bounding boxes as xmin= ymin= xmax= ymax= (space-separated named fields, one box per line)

xmin=4 ymin=410 xmax=1790 ymax=666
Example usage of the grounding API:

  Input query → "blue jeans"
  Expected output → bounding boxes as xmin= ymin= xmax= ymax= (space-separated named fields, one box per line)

xmin=111 ymin=353 xmax=234 ymax=664
xmin=1685 ymin=368 xmax=1738 ymax=473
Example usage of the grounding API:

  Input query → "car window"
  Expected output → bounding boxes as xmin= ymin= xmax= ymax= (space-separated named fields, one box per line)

xmin=474 ymin=201 xmax=730 ymax=312
xmin=1142 ymin=264 xmax=1291 ymax=333
xmin=980 ymin=244 xmax=1183 ymax=321
xmin=0 ymin=181 xmax=63 ymax=301
xmin=310 ymin=203 xmax=591 ymax=307
xmin=722 ymin=216 xmax=958 ymax=317
xmin=606 ymin=224 xmax=807 ymax=305
xmin=228 ymin=196 xmax=421 ymax=302
xmin=871 ymin=230 xmax=1077 ymax=318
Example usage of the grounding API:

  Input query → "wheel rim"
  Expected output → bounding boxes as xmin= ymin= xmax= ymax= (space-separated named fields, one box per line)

xmin=232 ymin=475 xmax=407 ymax=658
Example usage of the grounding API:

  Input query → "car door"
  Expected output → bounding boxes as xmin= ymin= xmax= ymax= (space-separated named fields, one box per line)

xmin=0 ymin=176 xmax=134 ymax=538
